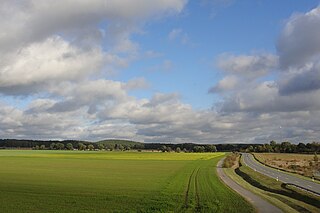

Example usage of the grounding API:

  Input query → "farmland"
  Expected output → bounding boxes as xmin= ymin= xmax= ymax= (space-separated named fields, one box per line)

xmin=0 ymin=150 xmax=253 ymax=212
xmin=254 ymin=153 xmax=319 ymax=178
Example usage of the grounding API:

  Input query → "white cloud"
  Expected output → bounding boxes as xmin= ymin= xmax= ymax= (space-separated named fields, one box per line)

xmin=0 ymin=36 xmax=104 ymax=93
xmin=2 ymin=2 xmax=320 ymax=144
xmin=277 ymin=7 xmax=320 ymax=69
xmin=216 ymin=53 xmax=278 ymax=79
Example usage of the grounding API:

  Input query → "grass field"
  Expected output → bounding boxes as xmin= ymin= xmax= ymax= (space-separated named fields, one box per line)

xmin=0 ymin=150 xmax=253 ymax=212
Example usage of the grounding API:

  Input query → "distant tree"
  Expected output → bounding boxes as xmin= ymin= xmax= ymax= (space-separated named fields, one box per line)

xmin=193 ymin=146 xmax=205 ymax=153
xmin=264 ymin=144 xmax=273 ymax=152
xmin=280 ymin=142 xmax=292 ymax=153
xmin=50 ymin=143 xmax=56 ymax=150
xmin=206 ymin=145 xmax=217 ymax=152
xmin=167 ymin=147 xmax=172 ymax=152
xmin=118 ymin=144 xmax=124 ymax=151
xmin=56 ymin=143 xmax=65 ymax=150
xmin=183 ymin=148 xmax=188 ymax=153
xmin=297 ymin=143 xmax=306 ymax=152
xmin=246 ymin=145 xmax=253 ymax=152
xmin=270 ymin=140 xmax=277 ymax=147
xmin=98 ymin=144 xmax=104 ymax=150
xmin=66 ymin=143 xmax=73 ymax=150
xmin=104 ymin=144 xmax=114 ymax=151
xmin=160 ymin=145 xmax=167 ymax=152
xmin=78 ymin=143 xmax=86 ymax=151
xmin=39 ymin=145 xmax=46 ymax=150
xmin=88 ymin=144 xmax=94 ymax=151
xmin=34 ymin=145 xmax=40 ymax=150
xmin=176 ymin=147 xmax=181 ymax=153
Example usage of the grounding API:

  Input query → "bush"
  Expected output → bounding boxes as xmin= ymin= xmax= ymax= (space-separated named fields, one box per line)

xmin=223 ymin=153 xmax=239 ymax=168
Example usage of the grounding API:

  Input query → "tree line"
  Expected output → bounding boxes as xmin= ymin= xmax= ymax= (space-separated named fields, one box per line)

xmin=244 ymin=141 xmax=320 ymax=153
xmin=0 ymin=139 xmax=319 ymax=154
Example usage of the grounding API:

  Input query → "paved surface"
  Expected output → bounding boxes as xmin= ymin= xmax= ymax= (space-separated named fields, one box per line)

xmin=242 ymin=153 xmax=320 ymax=195
xmin=216 ymin=158 xmax=282 ymax=213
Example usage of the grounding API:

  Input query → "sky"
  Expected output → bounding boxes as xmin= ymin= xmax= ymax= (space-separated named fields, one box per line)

xmin=1 ymin=0 xmax=320 ymax=144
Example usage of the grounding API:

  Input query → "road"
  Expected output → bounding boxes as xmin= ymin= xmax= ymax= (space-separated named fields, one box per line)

xmin=242 ymin=153 xmax=320 ymax=195
xmin=216 ymin=158 xmax=282 ymax=213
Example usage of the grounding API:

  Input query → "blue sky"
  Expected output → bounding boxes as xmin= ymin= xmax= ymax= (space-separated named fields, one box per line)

xmin=1 ymin=0 xmax=320 ymax=143
xmin=114 ymin=0 xmax=319 ymax=109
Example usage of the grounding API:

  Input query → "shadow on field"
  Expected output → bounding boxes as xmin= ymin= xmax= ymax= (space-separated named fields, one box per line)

xmin=235 ymin=163 xmax=320 ymax=212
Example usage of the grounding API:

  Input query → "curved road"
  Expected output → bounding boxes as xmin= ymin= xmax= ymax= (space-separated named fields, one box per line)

xmin=242 ymin=153 xmax=320 ymax=195
xmin=216 ymin=158 xmax=282 ymax=213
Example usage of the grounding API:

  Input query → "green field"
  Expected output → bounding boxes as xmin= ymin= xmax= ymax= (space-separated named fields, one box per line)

xmin=0 ymin=150 xmax=253 ymax=212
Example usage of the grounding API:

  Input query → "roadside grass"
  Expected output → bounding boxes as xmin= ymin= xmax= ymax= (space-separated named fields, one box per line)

xmin=225 ymin=156 xmax=320 ymax=213
xmin=0 ymin=150 xmax=252 ymax=212
xmin=224 ymin=168 xmax=298 ymax=213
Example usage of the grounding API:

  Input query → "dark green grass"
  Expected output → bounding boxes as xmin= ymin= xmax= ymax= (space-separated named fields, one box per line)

xmin=0 ymin=150 xmax=252 ymax=212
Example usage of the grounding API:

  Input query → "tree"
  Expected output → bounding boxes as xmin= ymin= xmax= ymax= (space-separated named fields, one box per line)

xmin=78 ymin=143 xmax=86 ymax=151
xmin=193 ymin=146 xmax=205 ymax=153
xmin=39 ymin=145 xmax=46 ymax=150
xmin=160 ymin=145 xmax=167 ymax=152
xmin=50 ymin=143 xmax=56 ymax=150
xmin=98 ymin=144 xmax=104 ymax=150
xmin=206 ymin=145 xmax=217 ymax=152
xmin=246 ymin=145 xmax=254 ymax=152
xmin=270 ymin=140 xmax=277 ymax=147
xmin=105 ymin=144 xmax=114 ymax=151
xmin=176 ymin=147 xmax=181 ymax=153
xmin=66 ymin=143 xmax=73 ymax=150
xmin=118 ymin=144 xmax=124 ymax=151
xmin=88 ymin=144 xmax=94 ymax=151
xmin=34 ymin=145 xmax=40 ymax=150
xmin=56 ymin=143 xmax=65 ymax=150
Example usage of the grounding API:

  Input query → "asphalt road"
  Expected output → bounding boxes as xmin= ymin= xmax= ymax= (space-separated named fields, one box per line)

xmin=242 ymin=153 xmax=320 ymax=195
xmin=216 ymin=158 xmax=282 ymax=213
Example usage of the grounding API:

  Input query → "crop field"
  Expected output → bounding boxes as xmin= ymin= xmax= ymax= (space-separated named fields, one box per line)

xmin=0 ymin=150 xmax=253 ymax=213
xmin=254 ymin=153 xmax=318 ymax=177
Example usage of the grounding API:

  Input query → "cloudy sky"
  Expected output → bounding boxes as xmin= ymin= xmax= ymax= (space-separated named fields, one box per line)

xmin=1 ymin=0 xmax=320 ymax=143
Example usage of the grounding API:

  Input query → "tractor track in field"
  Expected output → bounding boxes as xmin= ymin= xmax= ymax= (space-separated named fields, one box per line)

xmin=184 ymin=167 xmax=201 ymax=211
xmin=184 ymin=168 xmax=196 ymax=208
xmin=195 ymin=167 xmax=201 ymax=211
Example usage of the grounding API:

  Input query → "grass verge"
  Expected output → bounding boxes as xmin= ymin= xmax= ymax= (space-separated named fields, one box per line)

xmin=224 ymin=156 xmax=320 ymax=213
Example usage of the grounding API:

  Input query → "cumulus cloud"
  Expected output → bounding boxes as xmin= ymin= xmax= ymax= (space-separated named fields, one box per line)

xmin=207 ymin=5 xmax=320 ymax=143
xmin=216 ymin=53 xmax=278 ymax=79
xmin=2 ymin=1 xmax=320 ymax=144
xmin=277 ymin=7 xmax=320 ymax=69
xmin=0 ymin=36 xmax=104 ymax=94
xmin=209 ymin=75 xmax=239 ymax=93
xmin=0 ymin=0 xmax=186 ymax=53
xmin=279 ymin=63 xmax=320 ymax=95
